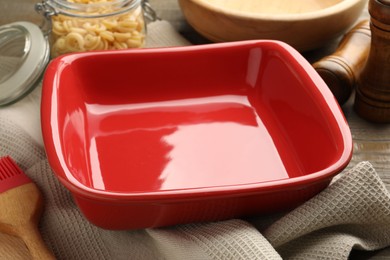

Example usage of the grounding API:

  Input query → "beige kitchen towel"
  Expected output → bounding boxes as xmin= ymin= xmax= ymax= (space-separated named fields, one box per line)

xmin=1 ymin=19 xmax=390 ymax=259
xmin=145 ymin=20 xmax=191 ymax=48
xmin=147 ymin=161 xmax=390 ymax=260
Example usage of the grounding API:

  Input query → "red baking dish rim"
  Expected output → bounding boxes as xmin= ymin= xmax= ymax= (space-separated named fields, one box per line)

xmin=41 ymin=40 xmax=353 ymax=202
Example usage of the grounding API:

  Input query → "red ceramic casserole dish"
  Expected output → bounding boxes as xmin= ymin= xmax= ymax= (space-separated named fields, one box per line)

xmin=41 ymin=40 xmax=352 ymax=230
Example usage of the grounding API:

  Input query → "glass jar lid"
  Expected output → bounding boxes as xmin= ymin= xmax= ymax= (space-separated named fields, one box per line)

xmin=0 ymin=21 xmax=50 ymax=106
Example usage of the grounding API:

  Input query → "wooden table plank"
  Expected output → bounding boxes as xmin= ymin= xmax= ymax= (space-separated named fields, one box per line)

xmin=344 ymin=97 xmax=390 ymax=190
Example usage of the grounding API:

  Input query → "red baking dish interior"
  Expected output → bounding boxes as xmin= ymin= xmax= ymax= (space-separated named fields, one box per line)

xmin=41 ymin=40 xmax=352 ymax=229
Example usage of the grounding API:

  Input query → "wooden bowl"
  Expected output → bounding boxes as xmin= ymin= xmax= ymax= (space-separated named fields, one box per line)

xmin=178 ymin=0 xmax=368 ymax=52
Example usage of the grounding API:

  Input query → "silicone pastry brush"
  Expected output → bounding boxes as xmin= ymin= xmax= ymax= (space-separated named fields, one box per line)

xmin=0 ymin=156 xmax=55 ymax=260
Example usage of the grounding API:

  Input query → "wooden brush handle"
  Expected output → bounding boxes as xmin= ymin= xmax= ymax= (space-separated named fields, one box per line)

xmin=0 ymin=183 xmax=55 ymax=260
xmin=18 ymin=222 xmax=56 ymax=260
xmin=313 ymin=20 xmax=371 ymax=105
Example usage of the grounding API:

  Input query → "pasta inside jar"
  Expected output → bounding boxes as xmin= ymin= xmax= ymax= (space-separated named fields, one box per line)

xmin=46 ymin=0 xmax=145 ymax=58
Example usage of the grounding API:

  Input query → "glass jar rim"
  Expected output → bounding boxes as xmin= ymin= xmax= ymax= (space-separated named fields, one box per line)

xmin=0 ymin=22 xmax=49 ymax=106
xmin=45 ymin=0 xmax=141 ymax=18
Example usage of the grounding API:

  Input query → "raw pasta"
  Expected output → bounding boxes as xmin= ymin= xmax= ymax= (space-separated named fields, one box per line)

xmin=50 ymin=0 xmax=145 ymax=57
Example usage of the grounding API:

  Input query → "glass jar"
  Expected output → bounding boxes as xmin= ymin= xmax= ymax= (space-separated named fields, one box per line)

xmin=0 ymin=22 xmax=50 ymax=106
xmin=36 ymin=0 xmax=146 ymax=58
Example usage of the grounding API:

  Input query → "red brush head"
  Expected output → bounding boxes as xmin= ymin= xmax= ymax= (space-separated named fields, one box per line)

xmin=0 ymin=156 xmax=31 ymax=193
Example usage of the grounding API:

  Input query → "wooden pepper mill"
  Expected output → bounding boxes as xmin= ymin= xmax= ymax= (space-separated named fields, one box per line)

xmin=313 ymin=20 xmax=371 ymax=105
xmin=355 ymin=0 xmax=390 ymax=123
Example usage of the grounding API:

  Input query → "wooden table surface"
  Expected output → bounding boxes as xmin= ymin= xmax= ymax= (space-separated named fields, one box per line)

xmin=0 ymin=0 xmax=388 ymax=258
xmin=0 ymin=0 xmax=387 ymax=188
xmin=0 ymin=1 xmax=387 ymax=187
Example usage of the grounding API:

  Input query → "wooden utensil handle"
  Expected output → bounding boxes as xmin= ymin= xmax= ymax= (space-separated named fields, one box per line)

xmin=19 ymin=222 xmax=56 ymax=260
xmin=313 ymin=20 xmax=371 ymax=105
